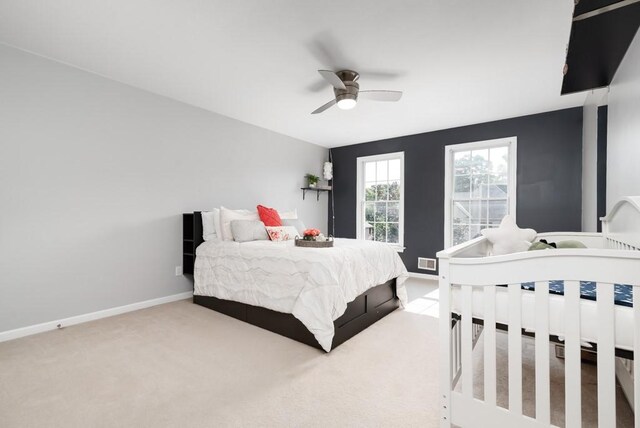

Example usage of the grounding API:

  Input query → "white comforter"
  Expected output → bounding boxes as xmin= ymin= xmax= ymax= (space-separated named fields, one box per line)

xmin=194 ymin=238 xmax=408 ymax=351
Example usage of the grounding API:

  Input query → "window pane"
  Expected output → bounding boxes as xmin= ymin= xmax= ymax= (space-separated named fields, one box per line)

xmin=489 ymin=183 xmax=507 ymax=198
xmin=453 ymin=224 xmax=469 ymax=246
xmin=470 ymin=224 xmax=483 ymax=241
xmin=365 ymin=183 xmax=376 ymax=201
xmin=471 ymin=175 xmax=488 ymax=199
xmin=452 ymin=201 xmax=470 ymax=224
xmin=374 ymin=202 xmax=387 ymax=222
xmin=375 ymin=223 xmax=387 ymax=242
xmin=488 ymin=200 xmax=507 ymax=225
xmin=365 ymin=162 xmax=376 ymax=182
xmin=470 ymin=200 xmax=488 ymax=224
xmin=364 ymin=222 xmax=375 ymax=240
xmin=387 ymin=202 xmax=399 ymax=222
xmin=490 ymin=146 xmax=508 ymax=181
xmin=388 ymin=181 xmax=400 ymax=200
xmin=376 ymin=183 xmax=388 ymax=201
xmin=470 ymin=149 xmax=489 ymax=175
xmin=454 ymin=175 xmax=470 ymax=199
xmin=388 ymin=159 xmax=401 ymax=180
xmin=387 ymin=223 xmax=399 ymax=244
xmin=454 ymin=151 xmax=471 ymax=175
xmin=376 ymin=160 xmax=388 ymax=181
xmin=365 ymin=202 xmax=375 ymax=222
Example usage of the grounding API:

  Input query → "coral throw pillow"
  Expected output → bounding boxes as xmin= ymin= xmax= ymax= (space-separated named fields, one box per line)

xmin=257 ymin=205 xmax=283 ymax=227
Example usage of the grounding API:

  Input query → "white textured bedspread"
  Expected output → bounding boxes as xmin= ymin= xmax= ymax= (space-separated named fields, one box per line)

xmin=194 ymin=238 xmax=408 ymax=351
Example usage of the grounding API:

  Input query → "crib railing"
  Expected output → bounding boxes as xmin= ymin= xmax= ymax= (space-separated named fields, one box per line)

xmin=438 ymin=247 xmax=640 ymax=428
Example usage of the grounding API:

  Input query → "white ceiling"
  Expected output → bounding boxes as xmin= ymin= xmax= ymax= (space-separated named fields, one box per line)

xmin=0 ymin=1 xmax=588 ymax=147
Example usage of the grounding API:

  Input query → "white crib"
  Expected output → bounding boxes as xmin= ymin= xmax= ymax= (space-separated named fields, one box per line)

xmin=438 ymin=196 xmax=640 ymax=427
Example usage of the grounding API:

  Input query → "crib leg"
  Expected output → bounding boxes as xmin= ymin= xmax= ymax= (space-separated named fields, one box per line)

xmin=439 ymin=262 xmax=452 ymax=427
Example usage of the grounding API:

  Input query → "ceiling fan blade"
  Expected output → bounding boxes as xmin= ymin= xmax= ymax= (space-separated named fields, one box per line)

xmin=318 ymin=70 xmax=346 ymax=90
xmin=311 ymin=99 xmax=337 ymax=114
xmin=359 ymin=90 xmax=403 ymax=102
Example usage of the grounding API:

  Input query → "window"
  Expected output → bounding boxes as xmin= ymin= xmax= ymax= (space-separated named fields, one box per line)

xmin=356 ymin=152 xmax=404 ymax=249
xmin=444 ymin=137 xmax=517 ymax=248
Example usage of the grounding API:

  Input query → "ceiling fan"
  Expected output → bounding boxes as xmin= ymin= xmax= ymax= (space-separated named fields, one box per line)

xmin=311 ymin=70 xmax=403 ymax=114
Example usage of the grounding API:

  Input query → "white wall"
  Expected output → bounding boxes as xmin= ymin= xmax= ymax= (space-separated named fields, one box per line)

xmin=582 ymin=103 xmax=598 ymax=232
xmin=607 ymin=32 xmax=640 ymax=208
xmin=0 ymin=45 xmax=328 ymax=332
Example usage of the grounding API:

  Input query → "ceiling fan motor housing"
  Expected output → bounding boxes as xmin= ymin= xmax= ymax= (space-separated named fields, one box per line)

xmin=334 ymin=70 xmax=360 ymax=103
xmin=334 ymin=82 xmax=359 ymax=103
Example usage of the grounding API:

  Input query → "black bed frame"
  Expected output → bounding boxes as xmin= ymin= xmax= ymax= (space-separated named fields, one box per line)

xmin=183 ymin=211 xmax=400 ymax=351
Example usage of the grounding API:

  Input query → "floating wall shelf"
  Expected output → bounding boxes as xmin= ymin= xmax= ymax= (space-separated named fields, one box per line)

xmin=301 ymin=186 xmax=332 ymax=201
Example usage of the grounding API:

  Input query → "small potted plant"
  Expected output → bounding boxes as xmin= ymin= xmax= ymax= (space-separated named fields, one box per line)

xmin=305 ymin=173 xmax=319 ymax=188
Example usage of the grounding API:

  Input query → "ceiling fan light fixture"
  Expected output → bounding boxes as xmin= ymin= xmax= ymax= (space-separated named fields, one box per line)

xmin=337 ymin=98 xmax=357 ymax=110
xmin=311 ymin=69 xmax=402 ymax=115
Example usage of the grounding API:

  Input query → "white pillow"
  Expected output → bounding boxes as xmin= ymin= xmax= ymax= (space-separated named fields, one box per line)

xmin=481 ymin=215 xmax=536 ymax=256
xmin=219 ymin=207 xmax=259 ymax=241
xmin=265 ymin=226 xmax=299 ymax=242
xmin=211 ymin=208 xmax=222 ymax=238
xmin=201 ymin=211 xmax=217 ymax=241
xmin=279 ymin=209 xmax=298 ymax=220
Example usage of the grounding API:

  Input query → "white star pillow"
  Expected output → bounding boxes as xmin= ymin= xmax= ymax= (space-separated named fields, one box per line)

xmin=481 ymin=215 xmax=536 ymax=256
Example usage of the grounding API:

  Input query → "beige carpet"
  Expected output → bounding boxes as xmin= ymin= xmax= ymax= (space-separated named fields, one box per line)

xmin=0 ymin=298 xmax=440 ymax=428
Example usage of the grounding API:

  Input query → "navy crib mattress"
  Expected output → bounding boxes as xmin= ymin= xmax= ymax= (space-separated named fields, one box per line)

xmin=507 ymin=281 xmax=634 ymax=308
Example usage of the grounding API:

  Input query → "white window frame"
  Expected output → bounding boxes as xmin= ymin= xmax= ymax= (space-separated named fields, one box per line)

xmin=444 ymin=137 xmax=517 ymax=248
xmin=356 ymin=152 xmax=405 ymax=251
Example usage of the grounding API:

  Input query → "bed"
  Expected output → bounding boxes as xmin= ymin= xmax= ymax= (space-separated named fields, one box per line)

xmin=437 ymin=196 xmax=640 ymax=428
xmin=184 ymin=212 xmax=409 ymax=352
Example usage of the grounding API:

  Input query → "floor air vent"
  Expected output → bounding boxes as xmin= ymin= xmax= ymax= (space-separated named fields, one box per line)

xmin=418 ymin=257 xmax=436 ymax=271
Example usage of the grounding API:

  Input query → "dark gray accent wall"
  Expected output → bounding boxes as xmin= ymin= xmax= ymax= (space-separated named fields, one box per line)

xmin=329 ymin=108 xmax=584 ymax=273
xmin=597 ymin=105 xmax=608 ymax=232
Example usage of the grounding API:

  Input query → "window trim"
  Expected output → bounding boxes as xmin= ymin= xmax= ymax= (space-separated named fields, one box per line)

xmin=356 ymin=152 xmax=405 ymax=251
xmin=443 ymin=137 xmax=517 ymax=248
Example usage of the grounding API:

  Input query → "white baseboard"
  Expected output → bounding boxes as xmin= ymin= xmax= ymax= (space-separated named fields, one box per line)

xmin=0 ymin=291 xmax=193 ymax=343
xmin=408 ymin=272 xmax=439 ymax=281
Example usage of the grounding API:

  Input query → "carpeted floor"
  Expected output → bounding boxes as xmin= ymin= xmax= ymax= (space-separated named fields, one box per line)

xmin=0 ymin=279 xmax=634 ymax=427
xmin=0 ymin=282 xmax=440 ymax=428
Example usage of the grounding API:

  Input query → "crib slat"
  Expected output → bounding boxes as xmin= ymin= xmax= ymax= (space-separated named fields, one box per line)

xmin=455 ymin=320 xmax=460 ymax=376
xmin=508 ymin=283 xmax=522 ymax=415
xmin=484 ymin=285 xmax=497 ymax=406
xmin=534 ymin=281 xmax=550 ymax=424
xmin=564 ymin=280 xmax=582 ymax=427
xmin=597 ymin=283 xmax=616 ymax=427
xmin=634 ymin=285 xmax=640 ymax=428
xmin=452 ymin=319 xmax=458 ymax=376
xmin=461 ymin=285 xmax=473 ymax=399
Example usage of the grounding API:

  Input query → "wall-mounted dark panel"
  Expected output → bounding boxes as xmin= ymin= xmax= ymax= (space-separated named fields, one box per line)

xmin=329 ymin=108 xmax=583 ymax=274
xmin=574 ymin=0 xmax=620 ymax=16
xmin=562 ymin=1 xmax=640 ymax=94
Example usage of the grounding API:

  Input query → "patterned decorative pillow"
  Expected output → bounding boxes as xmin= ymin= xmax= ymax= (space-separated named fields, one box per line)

xmin=265 ymin=226 xmax=299 ymax=242
xmin=257 ymin=205 xmax=283 ymax=227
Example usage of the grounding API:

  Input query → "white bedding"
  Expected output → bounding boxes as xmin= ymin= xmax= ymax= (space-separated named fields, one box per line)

xmin=194 ymin=238 xmax=408 ymax=351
